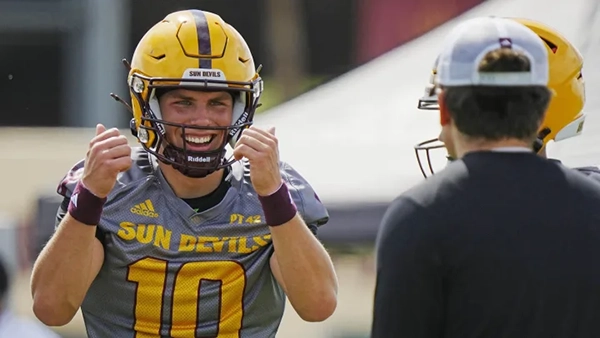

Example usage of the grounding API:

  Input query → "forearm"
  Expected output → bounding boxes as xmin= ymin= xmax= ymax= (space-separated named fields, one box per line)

xmin=31 ymin=213 xmax=103 ymax=325
xmin=270 ymin=214 xmax=338 ymax=321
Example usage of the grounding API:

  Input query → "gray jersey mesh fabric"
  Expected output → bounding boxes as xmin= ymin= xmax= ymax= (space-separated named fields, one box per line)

xmin=55 ymin=147 xmax=329 ymax=338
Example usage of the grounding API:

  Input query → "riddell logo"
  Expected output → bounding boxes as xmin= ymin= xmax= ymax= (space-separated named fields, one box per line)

xmin=130 ymin=199 xmax=159 ymax=218
xmin=188 ymin=156 xmax=210 ymax=163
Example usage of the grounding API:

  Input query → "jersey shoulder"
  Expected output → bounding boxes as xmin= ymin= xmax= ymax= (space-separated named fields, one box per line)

xmin=280 ymin=161 xmax=329 ymax=226
xmin=231 ymin=159 xmax=329 ymax=227
xmin=573 ymin=165 xmax=600 ymax=183
xmin=56 ymin=146 xmax=155 ymax=200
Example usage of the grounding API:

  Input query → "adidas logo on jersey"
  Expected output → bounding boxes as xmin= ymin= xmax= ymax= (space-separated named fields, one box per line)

xmin=130 ymin=199 xmax=159 ymax=218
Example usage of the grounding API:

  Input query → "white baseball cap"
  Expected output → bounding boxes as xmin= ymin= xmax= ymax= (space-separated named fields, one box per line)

xmin=436 ymin=16 xmax=549 ymax=87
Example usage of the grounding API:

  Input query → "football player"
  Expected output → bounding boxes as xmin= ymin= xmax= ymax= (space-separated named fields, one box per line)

xmin=30 ymin=9 xmax=338 ymax=337
xmin=413 ymin=18 xmax=599 ymax=180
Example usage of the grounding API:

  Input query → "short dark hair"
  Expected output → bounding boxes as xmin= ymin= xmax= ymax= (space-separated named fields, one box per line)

xmin=442 ymin=48 xmax=551 ymax=142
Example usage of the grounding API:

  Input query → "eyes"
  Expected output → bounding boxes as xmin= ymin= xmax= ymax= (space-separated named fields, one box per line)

xmin=174 ymin=99 xmax=228 ymax=107
xmin=164 ymin=98 xmax=232 ymax=122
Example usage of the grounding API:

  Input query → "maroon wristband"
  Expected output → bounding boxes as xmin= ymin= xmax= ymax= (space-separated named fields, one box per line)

xmin=258 ymin=182 xmax=297 ymax=227
xmin=67 ymin=181 xmax=107 ymax=226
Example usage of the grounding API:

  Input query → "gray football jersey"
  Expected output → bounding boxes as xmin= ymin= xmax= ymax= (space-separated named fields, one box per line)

xmin=55 ymin=147 xmax=329 ymax=338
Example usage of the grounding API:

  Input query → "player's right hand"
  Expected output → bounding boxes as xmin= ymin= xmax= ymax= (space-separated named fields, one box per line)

xmin=81 ymin=124 xmax=132 ymax=198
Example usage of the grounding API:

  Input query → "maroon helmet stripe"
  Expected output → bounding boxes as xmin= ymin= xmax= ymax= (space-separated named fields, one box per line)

xmin=190 ymin=10 xmax=212 ymax=69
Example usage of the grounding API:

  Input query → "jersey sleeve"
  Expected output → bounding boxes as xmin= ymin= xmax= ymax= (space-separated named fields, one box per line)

xmin=279 ymin=162 xmax=329 ymax=235
xmin=56 ymin=158 xmax=85 ymax=200
xmin=55 ymin=197 xmax=69 ymax=229
xmin=54 ymin=158 xmax=85 ymax=230
xmin=54 ymin=159 xmax=106 ymax=244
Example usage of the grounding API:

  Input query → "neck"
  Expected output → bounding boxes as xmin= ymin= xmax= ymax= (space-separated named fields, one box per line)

xmin=455 ymin=135 xmax=532 ymax=159
xmin=537 ymin=146 xmax=548 ymax=158
xmin=158 ymin=162 xmax=225 ymax=199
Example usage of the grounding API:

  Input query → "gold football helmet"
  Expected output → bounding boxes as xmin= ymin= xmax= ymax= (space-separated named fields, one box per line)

xmin=124 ymin=9 xmax=263 ymax=178
xmin=414 ymin=18 xmax=586 ymax=178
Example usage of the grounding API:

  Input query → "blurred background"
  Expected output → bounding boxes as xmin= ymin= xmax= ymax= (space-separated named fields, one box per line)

xmin=0 ymin=0 xmax=599 ymax=337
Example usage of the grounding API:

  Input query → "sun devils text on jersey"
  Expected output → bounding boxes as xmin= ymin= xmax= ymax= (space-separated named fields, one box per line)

xmin=55 ymin=147 xmax=328 ymax=338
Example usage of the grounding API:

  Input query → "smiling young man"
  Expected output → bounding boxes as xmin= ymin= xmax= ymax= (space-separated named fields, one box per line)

xmin=30 ymin=9 xmax=337 ymax=337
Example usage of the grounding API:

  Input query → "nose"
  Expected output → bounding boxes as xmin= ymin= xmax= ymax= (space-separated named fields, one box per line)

xmin=187 ymin=105 xmax=212 ymax=126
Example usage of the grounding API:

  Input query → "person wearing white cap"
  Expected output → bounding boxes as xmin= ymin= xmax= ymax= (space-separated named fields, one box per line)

xmin=413 ymin=18 xmax=589 ymax=180
xmin=371 ymin=16 xmax=600 ymax=338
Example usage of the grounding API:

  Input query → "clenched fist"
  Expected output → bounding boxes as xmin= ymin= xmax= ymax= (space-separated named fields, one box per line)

xmin=232 ymin=126 xmax=282 ymax=196
xmin=81 ymin=124 xmax=132 ymax=198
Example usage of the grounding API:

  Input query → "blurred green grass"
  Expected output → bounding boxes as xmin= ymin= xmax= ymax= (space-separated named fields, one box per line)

xmin=255 ymin=76 xmax=327 ymax=114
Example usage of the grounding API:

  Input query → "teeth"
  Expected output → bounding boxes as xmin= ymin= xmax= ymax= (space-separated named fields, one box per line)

xmin=185 ymin=135 xmax=212 ymax=144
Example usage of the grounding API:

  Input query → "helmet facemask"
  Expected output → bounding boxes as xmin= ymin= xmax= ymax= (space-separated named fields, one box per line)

xmin=129 ymin=74 xmax=263 ymax=178
xmin=414 ymin=137 xmax=449 ymax=178
xmin=414 ymin=80 xmax=451 ymax=178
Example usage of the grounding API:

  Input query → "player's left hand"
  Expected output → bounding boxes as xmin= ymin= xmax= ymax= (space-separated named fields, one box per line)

xmin=233 ymin=126 xmax=282 ymax=196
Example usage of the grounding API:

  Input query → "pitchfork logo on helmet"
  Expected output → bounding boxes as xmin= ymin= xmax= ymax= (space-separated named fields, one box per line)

xmin=413 ymin=18 xmax=586 ymax=178
xmin=124 ymin=9 xmax=264 ymax=178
